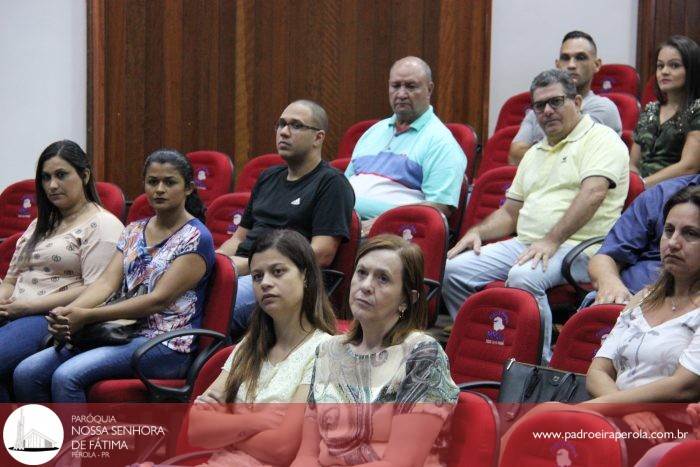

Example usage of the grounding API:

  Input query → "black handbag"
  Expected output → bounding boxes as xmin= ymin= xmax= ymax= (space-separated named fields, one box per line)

xmin=498 ymin=358 xmax=591 ymax=421
xmin=70 ymin=319 xmax=138 ymax=351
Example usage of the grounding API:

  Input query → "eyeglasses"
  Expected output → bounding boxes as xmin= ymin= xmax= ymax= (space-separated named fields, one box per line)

xmin=532 ymin=95 xmax=571 ymax=113
xmin=275 ymin=119 xmax=321 ymax=132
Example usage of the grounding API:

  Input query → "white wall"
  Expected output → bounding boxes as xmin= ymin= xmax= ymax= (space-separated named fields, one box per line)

xmin=489 ymin=0 xmax=638 ymax=135
xmin=0 ymin=0 xmax=86 ymax=190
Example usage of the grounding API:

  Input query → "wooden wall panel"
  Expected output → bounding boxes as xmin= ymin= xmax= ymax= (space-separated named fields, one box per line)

xmin=88 ymin=0 xmax=491 ymax=199
xmin=637 ymin=0 xmax=700 ymax=87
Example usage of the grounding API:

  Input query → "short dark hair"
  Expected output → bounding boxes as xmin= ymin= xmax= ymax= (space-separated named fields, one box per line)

xmin=654 ymin=35 xmax=700 ymax=106
xmin=292 ymin=99 xmax=329 ymax=132
xmin=562 ymin=30 xmax=597 ymax=55
xmin=530 ymin=69 xmax=578 ymax=98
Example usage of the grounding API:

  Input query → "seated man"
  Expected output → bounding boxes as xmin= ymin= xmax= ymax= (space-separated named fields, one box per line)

xmin=217 ymin=100 xmax=355 ymax=335
xmin=587 ymin=174 xmax=700 ymax=306
xmin=509 ymin=30 xmax=622 ymax=165
xmin=344 ymin=56 xmax=466 ymax=234
xmin=442 ymin=69 xmax=629 ymax=362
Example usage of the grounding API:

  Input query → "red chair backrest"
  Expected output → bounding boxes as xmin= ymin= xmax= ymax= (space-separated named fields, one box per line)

xmin=549 ymin=304 xmax=623 ymax=374
xmin=205 ymin=192 xmax=251 ymax=248
xmin=447 ymin=391 xmax=500 ymax=467
xmin=626 ymin=172 xmax=645 ymax=210
xmin=446 ymin=288 xmax=543 ymax=400
xmin=201 ymin=253 xmax=238 ymax=346
xmin=461 ymin=166 xmax=518 ymax=238
xmin=448 ymin=176 xmax=469 ymax=242
xmin=445 ymin=123 xmax=478 ymax=181
xmin=126 ymin=193 xmax=155 ymax=224
xmin=0 ymin=179 xmax=37 ymax=238
xmin=500 ymin=410 xmax=627 ymax=466
xmin=657 ymin=440 xmax=700 ymax=467
xmin=478 ymin=125 xmax=519 ymax=178
xmin=96 ymin=181 xmax=126 ymax=221
xmin=495 ymin=92 xmax=531 ymax=131
xmin=235 ymin=154 xmax=285 ymax=193
xmin=330 ymin=157 xmax=351 ymax=173
xmin=368 ymin=205 xmax=448 ymax=327
xmin=328 ymin=210 xmax=361 ymax=319
xmin=336 ymin=119 xmax=380 ymax=159
xmin=592 ymin=63 xmax=640 ymax=96
xmin=0 ymin=232 xmax=22 ymax=278
xmin=641 ymin=74 xmax=657 ymax=107
xmin=605 ymin=92 xmax=640 ymax=131
xmin=621 ymin=130 xmax=633 ymax=151
xmin=187 ymin=150 xmax=234 ymax=206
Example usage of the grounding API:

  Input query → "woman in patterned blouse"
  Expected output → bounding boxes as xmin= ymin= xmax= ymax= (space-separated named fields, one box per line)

xmin=292 ymin=234 xmax=459 ymax=467
xmin=13 ymin=149 xmax=215 ymax=403
xmin=630 ymin=35 xmax=700 ymax=187
xmin=0 ymin=140 xmax=123 ymax=401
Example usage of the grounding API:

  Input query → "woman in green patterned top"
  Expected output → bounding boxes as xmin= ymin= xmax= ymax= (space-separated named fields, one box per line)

xmin=631 ymin=35 xmax=700 ymax=187
xmin=291 ymin=235 xmax=459 ymax=467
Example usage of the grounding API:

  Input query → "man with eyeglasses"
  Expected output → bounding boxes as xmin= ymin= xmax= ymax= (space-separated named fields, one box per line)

xmin=508 ymin=30 xmax=622 ymax=165
xmin=443 ymin=69 xmax=628 ymax=362
xmin=344 ymin=56 xmax=466 ymax=235
xmin=217 ymin=99 xmax=354 ymax=336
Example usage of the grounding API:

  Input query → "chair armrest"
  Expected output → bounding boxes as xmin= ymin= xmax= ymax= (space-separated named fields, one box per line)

xmin=322 ymin=269 xmax=344 ymax=296
xmin=458 ymin=380 xmax=501 ymax=392
xmin=561 ymin=236 xmax=605 ymax=296
xmin=424 ymin=278 xmax=441 ymax=302
xmin=131 ymin=328 xmax=226 ymax=402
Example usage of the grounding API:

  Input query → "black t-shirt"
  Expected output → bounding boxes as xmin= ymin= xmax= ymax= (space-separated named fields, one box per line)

xmin=235 ymin=160 xmax=355 ymax=257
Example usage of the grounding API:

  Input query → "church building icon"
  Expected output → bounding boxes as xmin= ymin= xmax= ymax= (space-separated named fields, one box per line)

xmin=9 ymin=408 xmax=58 ymax=452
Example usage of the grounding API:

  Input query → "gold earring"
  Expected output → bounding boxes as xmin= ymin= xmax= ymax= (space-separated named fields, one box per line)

xmin=398 ymin=304 xmax=407 ymax=318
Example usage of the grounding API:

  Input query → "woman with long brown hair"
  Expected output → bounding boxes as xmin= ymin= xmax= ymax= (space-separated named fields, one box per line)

xmin=187 ymin=229 xmax=335 ymax=466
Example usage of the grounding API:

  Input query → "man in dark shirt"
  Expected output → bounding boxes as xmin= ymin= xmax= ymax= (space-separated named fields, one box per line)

xmin=217 ymin=100 xmax=355 ymax=334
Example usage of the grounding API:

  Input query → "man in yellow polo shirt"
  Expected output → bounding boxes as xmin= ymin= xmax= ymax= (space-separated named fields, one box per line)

xmin=442 ymin=69 xmax=628 ymax=362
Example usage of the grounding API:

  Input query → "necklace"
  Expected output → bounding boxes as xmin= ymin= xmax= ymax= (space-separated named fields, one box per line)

xmin=273 ymin=331 xmax=313 ymax=365
xmin=670 ymin=294 xmax=700 ymax=313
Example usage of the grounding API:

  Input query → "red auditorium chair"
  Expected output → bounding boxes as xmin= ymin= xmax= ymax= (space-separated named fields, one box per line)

xmin=477 ymin=125 xmax=519 ymax=178
xmin=446 ymin=391 xmax=500 ymax=467
xmin=0 ymin=179 xmax=37 ymax=239
xmin=621 ymin=130 xmax=633 ymax=151
xmin=641 ymin=74 xmax=657 ymax=107
xmin=657 ymin=441 xmax=700 ymax=467
xmin=446 ymin=288 xmax=543 ymax=401
xmin=460 ymin=166 xmax=517 ymax=240
xmin=330 ymin=157 xmax=351 ymax=173
xmin=234 ymin=153 xmax=285 ymax=193
xmin=205 ymin=192 xmax=251 ymax=248
xmin=187 ymin=150 xmax=234 ymax=206
xmin=445 ymin=123 xmax=479 ymax=181
xmin=96 ymin=181 xmax=126 ymax=221
xmin=368 ymin=205 xmax=449 ymax=327
xmin=592 ymin=63 xmax=640 ymax=96
xmin=0 ymin=232 xmax=21 ymax=278
xmin=87 ymin=253 xmax=237 ymax=402
xmin=125 ymin=193 xmax=154 ymax=224
xmin=605 ymin=92 xmax=641 ymax=131
xmin=448 ymin=176 xmax=470 ymax=245
xmin=495 ymin=92 xmax=531 ymax=131
xmin=326 ymin=210 xmax=361 ymax=323
xmin=500 ymin=410 xmax=627 ymax=467
xmin=336 ymin=119 xmax=380 ymax=159
xmin=548 ymin=304 xmax=623 ymax=374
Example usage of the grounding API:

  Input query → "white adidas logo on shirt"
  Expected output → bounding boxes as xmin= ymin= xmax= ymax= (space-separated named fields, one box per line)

xmin=291 ymin=198 xmax=301 ymax=205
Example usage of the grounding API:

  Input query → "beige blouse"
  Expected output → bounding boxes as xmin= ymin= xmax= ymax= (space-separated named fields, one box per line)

xmin=5 ymin=208 xmax=123 ymax=300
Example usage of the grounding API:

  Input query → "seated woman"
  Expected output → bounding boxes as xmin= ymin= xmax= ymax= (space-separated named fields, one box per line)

xmin=631 ymin=35 xmax=700 ymax=187
xmin=13 ymin=149 xmax=215 ymax=403
xmin=0 ymin=140 xmax=123 ymax=401
xmin=292 ymin=234 xmax=459 ymax=467
xmin=182 ymin=229 xmax=335 ymax=467
xmin=586 ymin=184 xmax=700 ymax=460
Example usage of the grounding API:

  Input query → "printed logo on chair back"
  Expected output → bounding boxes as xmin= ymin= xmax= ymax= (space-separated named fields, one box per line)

xmin=194 ymin=167 xmax=210 ymax=190
xmin=591 ymin=326 xmax=612 ymax=358
xmin=550 ymin=441 xmax=577 ymax=467
xmin=601 ymin=78 xmax=615 ymax=92
xmin=498 ymin=183 xmax=511 ymax=207
xmin=18 ymin=195 xmax=35 ymax=218
xmin=398 ymin=224 xmax=417 ymax=242
xmin=485 ymin=310 xmax=509 ymax=345
xmin=226 ymin=210 xmax=245 ymax=234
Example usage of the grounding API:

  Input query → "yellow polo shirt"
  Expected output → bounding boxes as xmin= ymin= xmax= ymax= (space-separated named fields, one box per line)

xmin=507 ymin=114 xmax=629 ymax=247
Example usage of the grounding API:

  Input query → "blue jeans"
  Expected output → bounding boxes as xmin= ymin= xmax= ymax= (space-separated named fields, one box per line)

xmin=0 ymin=315 xmax=51 ymax=401
xmin=230 ymin=275 xmax=256 ymax=338
xmin=13 ymin=336 xmax=192 ymax=403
